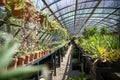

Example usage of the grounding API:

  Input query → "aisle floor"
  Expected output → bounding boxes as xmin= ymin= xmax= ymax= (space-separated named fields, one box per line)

xmin=52 ymin=45 xmax=80 ymax=80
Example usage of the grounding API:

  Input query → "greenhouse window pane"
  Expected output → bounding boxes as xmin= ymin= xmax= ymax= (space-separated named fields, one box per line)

xmin=59 ymin=6 xmax=75 ymax=15
xmin=78 ymin=1 xmax=97 ymax=9
xmin=104 ymin=19 xmax=117 ymax=24
xmin=43 ymin=8 xmax=51 ymax=15
xmin=50 ymin=4 xmax=58 ymax=12
xmin=32 ymin=0 xmax=45 ymax=10
xmin=109 ymin=15 xmax=120 ymax=20
xmin=94 ymin=9 xmax=115 ymax=13
xmin=76 ymin=9 xmax=93 ymax=14
xmin=50 ymin=15 xmax=55 ymax=19
xmin=58 ymin=12 xmax=74 ymax=19
xmin=99 ymin=1 xmax=120 ymax=8
xmin=46 ymin=0 xmax=56 ymax=4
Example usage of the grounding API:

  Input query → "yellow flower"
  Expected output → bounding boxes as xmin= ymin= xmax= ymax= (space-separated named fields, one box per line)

xmin=97 ymin=47 xmax=105 ymax=54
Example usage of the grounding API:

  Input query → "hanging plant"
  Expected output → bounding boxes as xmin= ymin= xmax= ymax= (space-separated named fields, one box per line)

xmin=5 ymin=0 xmax=33 ymax=20
xmin=6 ymin=0 xmax=26 ymax=11
xmin=0 ymin=0 xmax=7 ymax=6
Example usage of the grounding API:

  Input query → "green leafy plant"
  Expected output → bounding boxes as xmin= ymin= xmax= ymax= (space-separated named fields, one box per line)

xmin=100 ymin=26 xmax=107 ymax=35
xmin=0 ymin=32 xmax=49 ymax=80
xmin=80 ymin=26 xmax=120 ymax=62
xmin=82 ymin=26 xmax=97 ymax=39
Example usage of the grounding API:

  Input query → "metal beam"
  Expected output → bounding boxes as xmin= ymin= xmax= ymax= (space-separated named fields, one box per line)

xmin=76 ymin=0 xmax=102 ymax=34
xmin=74 ymin=0 xmax=78 ymax=33
xmin=42 ymin=0 xmax=64 ymax=28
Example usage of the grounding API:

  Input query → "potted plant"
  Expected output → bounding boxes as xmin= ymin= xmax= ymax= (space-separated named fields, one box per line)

xmin=6 ymin=0 xmax=32 ymax=20
xmin=39 ymin=51 xmax=43 ymax=58
xmin=34 ymin=51 xmax=39 ymax=59
xmin=30 ymin=52 xmax=35 ymax=61
xmin=24 ymin=53 xmax=30 ymax=64
xmin=0 ymin=0 xmax=7 ymax=6
xmin=8 ymin=56 xmax=18 ymax=69
xmin=16 ymin=52 xmax=25 ymax=66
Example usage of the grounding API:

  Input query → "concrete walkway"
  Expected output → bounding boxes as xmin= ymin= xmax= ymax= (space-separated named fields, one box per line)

xmin=52 ymin=45 xmax=81 ymax=80
xmin=52 ymin=45 xmax=72 ymax=80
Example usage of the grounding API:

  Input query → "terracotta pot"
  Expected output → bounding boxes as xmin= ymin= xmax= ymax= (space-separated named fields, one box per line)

xmin=46 ymin=50 xmax=49 ymax=54
xmin=34 ymin=52 xmax=39 ymax=59
xmin=0 ymin=0 xmax=7 ymax=6
xmin=39 ymin=51 xmax=41 ymax=57
xmin=44 ymin=50 xmax=46 ymax=55
xmin=17 ymin=56 xmax=25 ymax=66
xmin=24 ymin=54 xmax=30 ymax=64
xmin=30 ymin=53 xmax=34 ymax=61
xmin=41 ymin=51 xmax=44 ymax=57
xmin=9 ymin=57 xmax=18 ymax=69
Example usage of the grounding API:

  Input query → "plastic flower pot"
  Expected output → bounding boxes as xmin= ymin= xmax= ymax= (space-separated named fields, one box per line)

xmin=24 ymin=54 xmax=30 ymax=64
xmin=0 ymin=0 xmax=7 ymax=6
xmin=17 ymin=56 xmax=25 ymax=66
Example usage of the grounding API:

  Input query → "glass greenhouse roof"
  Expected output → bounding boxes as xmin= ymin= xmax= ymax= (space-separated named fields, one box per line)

xmin=32 ymin=0 xmax=120 ymax=36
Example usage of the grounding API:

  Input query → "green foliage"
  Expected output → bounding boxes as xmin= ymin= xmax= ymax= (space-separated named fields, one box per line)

xmin=82 ymin=26 xmax=98 ymax=39
xmin=100 ymin=26 xmax=107 ymax=35
xmin=49 ymin=20 xmax=69 ymax=39
xmin=80 ymin=26 xmax=120 ymax=62
xmin=6 ymin=0 xmax=26 ymax=11
xmin=0 ymin=32 xmax=48 ymax=80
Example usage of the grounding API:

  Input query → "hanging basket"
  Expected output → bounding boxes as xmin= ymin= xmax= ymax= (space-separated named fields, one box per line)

xmin=0 ymin=0 xmax=7 ymax=6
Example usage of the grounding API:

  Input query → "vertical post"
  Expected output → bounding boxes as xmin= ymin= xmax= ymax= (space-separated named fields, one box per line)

xmin=54 ymin=53 xmax=56 ymax=76
xmin=58 ymin=49 xmax=61 ymax=67
xmin=60 ymin=48 xmax=63 ymax=62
